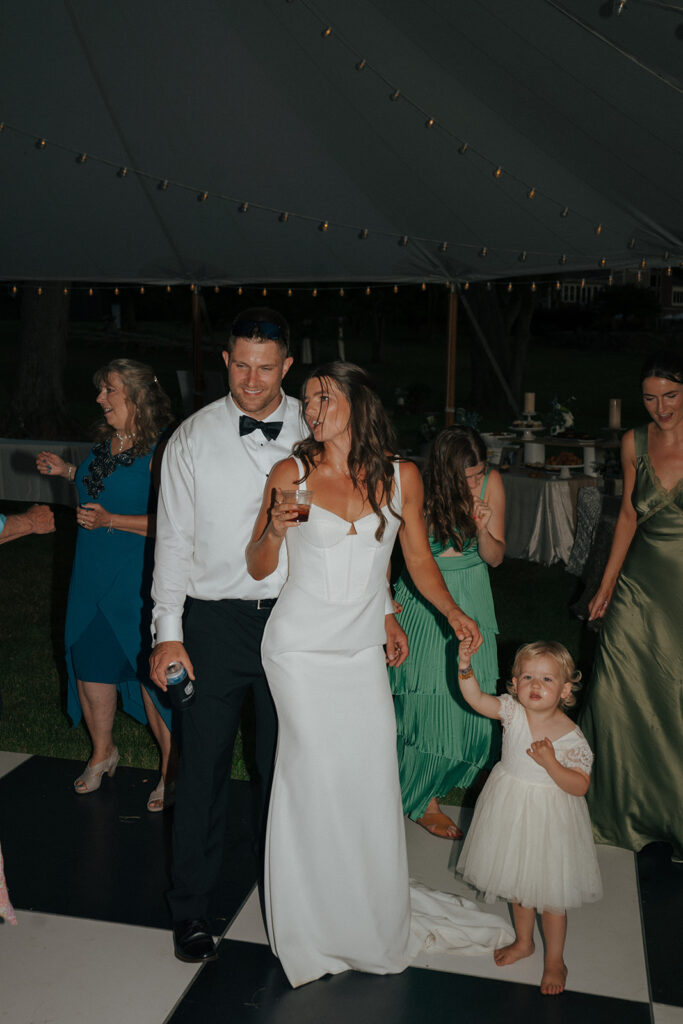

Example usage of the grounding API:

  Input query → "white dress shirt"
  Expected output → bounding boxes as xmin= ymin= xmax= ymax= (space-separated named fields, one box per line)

xmin=152 ymin=392 xmax=305 ymax=644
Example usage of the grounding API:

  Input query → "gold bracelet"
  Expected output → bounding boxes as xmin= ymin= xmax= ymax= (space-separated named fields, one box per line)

xmin=458 ymin=665 xmax=474 ymax=679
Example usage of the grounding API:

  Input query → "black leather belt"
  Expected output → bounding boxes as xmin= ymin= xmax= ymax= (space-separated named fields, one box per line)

xmin=233 ymin=598 xmax=277 ymax=610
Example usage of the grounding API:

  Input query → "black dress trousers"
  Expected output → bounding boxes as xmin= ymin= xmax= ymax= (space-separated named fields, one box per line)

xmin=167 ymin=597 xmax=277 ymax=923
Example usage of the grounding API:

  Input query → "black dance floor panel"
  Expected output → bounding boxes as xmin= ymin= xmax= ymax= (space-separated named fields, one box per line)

xmin=0 ymin=756 xmax=258 ymax=932
xmin=168 ymin=939 xmax=652 ymax=1024
xmin=637 ymin=842 xmax=683 ymax=1007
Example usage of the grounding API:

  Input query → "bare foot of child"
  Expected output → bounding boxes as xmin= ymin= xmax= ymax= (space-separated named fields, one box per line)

xmin=540 ymin=960 xmax=567 ymax=995
xmin=494 ymin=939 xmax=534 ymax=965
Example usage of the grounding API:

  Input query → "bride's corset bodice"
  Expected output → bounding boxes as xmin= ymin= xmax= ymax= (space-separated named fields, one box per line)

xmin=285 ymin=504 xmax=400 ymax=605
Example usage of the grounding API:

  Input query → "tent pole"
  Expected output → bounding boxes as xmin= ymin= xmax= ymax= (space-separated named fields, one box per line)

xmin=445 ymin=285 xmax=458 ymax=426
xmin=191 ymin=286 xmax=204 ymax=411
xmin=457 ymin=286 xmax=519 ymax=418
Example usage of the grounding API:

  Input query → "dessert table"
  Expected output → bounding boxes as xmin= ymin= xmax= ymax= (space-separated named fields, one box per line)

xmin=0 ymin=438 xmax=92 ymax=506
xmin=501 ymin=468 xmax=600 ymax=566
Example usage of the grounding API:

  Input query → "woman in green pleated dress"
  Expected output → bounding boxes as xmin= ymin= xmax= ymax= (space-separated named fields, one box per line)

xmin=580 ymin=350 xmax=683 ymax=860
xmin=390 ymin=427 xmax=506 ymax=839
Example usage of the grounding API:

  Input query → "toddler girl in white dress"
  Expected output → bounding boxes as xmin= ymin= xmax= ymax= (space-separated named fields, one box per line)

xmin=456 ymin=639 xmax=602 ymax=995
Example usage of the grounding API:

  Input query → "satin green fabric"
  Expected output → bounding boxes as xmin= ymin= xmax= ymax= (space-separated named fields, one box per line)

xmin=390 ymin=475 xmax=499 ymax=819
xmin=579 ymin=424 xmax=683 ymax=860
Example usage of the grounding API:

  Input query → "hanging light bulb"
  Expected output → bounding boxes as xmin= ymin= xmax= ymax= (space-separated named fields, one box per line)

xmin=560 ymin=206 xmax=569 ymax=217
xmin=118 ymin=167 xmax=128 ymax=178
xmin=527 ymin=188 xmax=536 ymax=200
xmin=458 ymin=142 xmax=469 ymax=154
xmin=640 ymin=258 xmax=647 ymax=269
xmin=390 ymin=89 xmax=400 ymax=101
xmin=479 ymin=246 xmax=488 ymax=257
xmin=239 ymin=202 xmax=249 ymax=213
xmin=237 ymin=286 xmax=243 ymax=296
xmin=356 ymin=59 xmax=367 ymax=71
xmin=11 ymin=285 xmax=17 ymax=295
xmin=197 ymin=191 xmax=208 ymax=202
xmin=666 ymin=266 xmax=672 ymax=277
xmin=36 ymin=138 xmax=47 ymax=149
xmin=595 ymin=224 xmax=603 ymax=236
xmin=166 ymin=285 xmax=172 ymax=293
xmin=37 ymin=287 xmax=43 ymax=296
xmin=63 ymin=287 xmax=69 ymax=295
xmin=365 ymin=286 xmax=371 ymax=296
xmin=262 ymin=287 xmax=268 ymax=297
xmin=279 ymin=211 xmax=289 ymax=223
xmin=319 ymin=221 xmax=329 ymax=232
xmin=158 ymin=179 xmax=169 ymax=190
xmin=425 ymin=117 xmax=435 ymax=128
xmin=599 ymin=258 xmax=607 ymax=268
xmin=531 ymin=281 xmax=537 ymax=292
xmin=439 ymin=241 xmax=448 ymax=253
xmin=140 ymin=286 xmax=145 ymax=295
xmin=637 ymin=270 xmax=642 ymax=282
xmin=114 ymin=287 xmax=120 ymax=296
xmin=358 ymin=228 xmax=369 ymax=240
xmin=76 ymin=153 xmax=87 ymax=164
xmin=393 ymin=285 xmax=399 ymax=294
xmin=421 ymin=282 xmax=427 ymax=291
xmin=493 ymin=166 xmax=502 ymax=179
xmin=555 ymin=280 xmax=561 ymax=290
xmin=321 ymin=26 xmax=332 ymax=37
xmin=88 ymin=287 xmax=94 ymax=297
xmin=287 ymin=288 xmax=293 ymax=297
xmin=214 ymin=286 xmax=220 ymax=293
xmin=580 ymin=279 xmax=586 ymax=289
xmin=507 ymin=282 xmax=513 ymax=293
xmin=399 ymin=236 xmax=408 ymax=247
xmin=312 ymin=288 xmax=318 ymax=297
xmin=190 ymin=284 xmax=196 ymax=292
xmin=339 ymin=287 xmax=345 ymax=297
xmin=463 ymin=281 xmax=470 ymax=291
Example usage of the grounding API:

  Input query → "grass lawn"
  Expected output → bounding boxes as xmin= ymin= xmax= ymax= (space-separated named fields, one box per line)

xmin=0 ymin=500 xmax=596 ymax=804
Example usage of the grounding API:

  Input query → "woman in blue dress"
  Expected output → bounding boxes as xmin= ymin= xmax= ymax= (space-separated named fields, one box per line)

xmin=37 ymin=359 xmax=175 ymax=810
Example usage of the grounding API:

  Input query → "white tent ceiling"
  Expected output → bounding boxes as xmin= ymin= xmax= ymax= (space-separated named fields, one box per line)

xmin=1 ymin=0 xmax=682 ymax=284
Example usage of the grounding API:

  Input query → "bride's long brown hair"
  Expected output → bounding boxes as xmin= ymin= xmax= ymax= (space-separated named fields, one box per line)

xmin=292 ymin=362 xmax=402 ymax=540
xmin=423 ymin=426 xmax=487 ymax=550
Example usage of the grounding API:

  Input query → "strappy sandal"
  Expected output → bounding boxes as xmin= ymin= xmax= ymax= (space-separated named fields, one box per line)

xmin=147 ymin=777 xmax=176 ymax=812
xmin=74 ymin=747 xmax=120 ymax=794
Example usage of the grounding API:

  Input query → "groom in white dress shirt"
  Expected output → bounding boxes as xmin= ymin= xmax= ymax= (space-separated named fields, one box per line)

xmin=150 ymin=308 xmax=407 ymax=964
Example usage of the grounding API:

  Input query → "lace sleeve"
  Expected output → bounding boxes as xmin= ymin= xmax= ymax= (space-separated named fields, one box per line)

xmin=496 ymin=693 xmax=517 ymax=730
xmin=557 ymin=733 xmax=594 ymax=776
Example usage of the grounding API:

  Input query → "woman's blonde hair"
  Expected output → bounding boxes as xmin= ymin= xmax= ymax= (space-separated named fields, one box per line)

xmin=92 ymin=359 xmax=173 ymax=454
xmin=507 ymin=641 xmax=582 ymax=709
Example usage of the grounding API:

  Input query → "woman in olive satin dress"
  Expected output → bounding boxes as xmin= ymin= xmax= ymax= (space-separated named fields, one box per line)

xmin=579 ymin=350 xmax=683 ymax=860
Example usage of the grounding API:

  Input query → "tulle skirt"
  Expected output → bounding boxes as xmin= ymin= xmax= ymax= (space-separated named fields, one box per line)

xmin=457 ymin=764 xmax=603 ymax=915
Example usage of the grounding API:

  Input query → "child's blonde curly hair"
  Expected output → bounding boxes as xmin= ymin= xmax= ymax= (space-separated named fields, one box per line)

xmin=506 ymin=641 xmax=582 ymax=709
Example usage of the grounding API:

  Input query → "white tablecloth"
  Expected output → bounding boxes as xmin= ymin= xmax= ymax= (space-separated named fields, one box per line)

xmin=0 ymin=438 xmax=92 ymax=506
xmin=501 ymin=470 xmax=600 ymax=566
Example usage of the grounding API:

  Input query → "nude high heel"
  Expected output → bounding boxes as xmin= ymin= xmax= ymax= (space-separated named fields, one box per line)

xmin=74 ymin=747 xmax=120 ymax=794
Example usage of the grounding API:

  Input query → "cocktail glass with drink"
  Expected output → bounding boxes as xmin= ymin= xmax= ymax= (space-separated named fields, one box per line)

xmin=281 ymin=489 xmax=314 ymax=523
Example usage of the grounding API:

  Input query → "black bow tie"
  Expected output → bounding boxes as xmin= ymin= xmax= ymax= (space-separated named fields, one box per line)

xmin=239 ymin=414 xmax=283 ymax=441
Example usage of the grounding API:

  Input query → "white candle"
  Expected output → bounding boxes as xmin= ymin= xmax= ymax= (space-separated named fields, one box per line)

xmin=523 ymin=391 xmax=535 ymax=414
xmin=608 ymin=398 xmax=621 ymax=429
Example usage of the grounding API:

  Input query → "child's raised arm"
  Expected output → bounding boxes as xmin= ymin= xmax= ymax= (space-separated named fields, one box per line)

xmin=457 ymin=637 xmax=502 ymax=720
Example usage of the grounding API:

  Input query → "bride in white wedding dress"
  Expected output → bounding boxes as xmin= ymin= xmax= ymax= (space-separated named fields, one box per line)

xmin=247 ymin=363 xmax=514 ymax=988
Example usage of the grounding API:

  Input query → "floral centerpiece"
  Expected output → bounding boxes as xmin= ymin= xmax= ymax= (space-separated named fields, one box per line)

xmin=543 ymin=396 xmax=575 ymax=436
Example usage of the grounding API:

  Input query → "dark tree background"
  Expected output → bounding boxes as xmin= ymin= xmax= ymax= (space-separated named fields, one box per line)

xmin=0 ymin=283 xmax=83 ymax=439
xmin=466 ymin=281 xmax=538 ymax=413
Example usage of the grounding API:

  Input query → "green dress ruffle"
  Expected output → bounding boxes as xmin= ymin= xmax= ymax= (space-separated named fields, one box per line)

xmin=389 ymin=479 xmax=499 ymax=819
xmin=579 ymin=424 xmax=683 ymax=860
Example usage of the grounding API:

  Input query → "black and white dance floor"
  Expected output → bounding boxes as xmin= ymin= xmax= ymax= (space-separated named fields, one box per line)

xmin=1 ymin=751 xmax=681 ymax=1024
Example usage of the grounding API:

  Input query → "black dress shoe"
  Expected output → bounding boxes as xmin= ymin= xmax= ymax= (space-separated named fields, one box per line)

xmin=173 ymin=918 xmax=218 ymax=963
